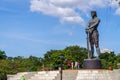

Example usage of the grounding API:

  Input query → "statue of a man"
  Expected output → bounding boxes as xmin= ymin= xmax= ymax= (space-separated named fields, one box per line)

xmin=86 ymin=11 xmax=100 ymax=59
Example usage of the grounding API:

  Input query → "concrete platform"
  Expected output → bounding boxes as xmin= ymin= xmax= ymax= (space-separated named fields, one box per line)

xmin=7 ymin=69 xmax=120 ymax=80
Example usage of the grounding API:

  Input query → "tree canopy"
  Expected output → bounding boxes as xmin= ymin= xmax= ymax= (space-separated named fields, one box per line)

xmin=0 ymin=45 xmax=120 ymax=79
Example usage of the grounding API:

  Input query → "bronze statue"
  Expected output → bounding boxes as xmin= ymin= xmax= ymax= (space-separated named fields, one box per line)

xmin=86 ymin=11 xmax=100 ymax=59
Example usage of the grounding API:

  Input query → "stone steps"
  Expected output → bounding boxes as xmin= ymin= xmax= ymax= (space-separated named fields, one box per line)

xmin=76 ymin=70 xmax=112 ymax=80
xmin=109 ymin=69 xmax=120 ymax=80
xmin=55 ymin=70 xmax=78 ymax=80
xmin=7 ymin=69 xmax=120 ymax=80
xmin=8 ymin=72 xmax=28 ymax=80
xmin=24 ymin=72 xmax=37 ymax=80
xmin=28 ymin=71 xmax=59 ymax=80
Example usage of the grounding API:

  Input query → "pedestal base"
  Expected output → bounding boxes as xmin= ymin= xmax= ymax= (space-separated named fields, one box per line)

xmin=83 ymin=58 xmax=102 ymax=69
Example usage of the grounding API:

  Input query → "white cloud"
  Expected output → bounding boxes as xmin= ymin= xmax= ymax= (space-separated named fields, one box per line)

xmin=115 ymin=8 xmax=120 ymax=15
xmin=30 ymin=0 xmax=120 ymax=26
xmin=109 ymin=0 xmax=120 ymax=8
xmin=101 ymin=48 xmax=113 ymax=53
xmin=61 ymin=16 xmax=84 ymax=25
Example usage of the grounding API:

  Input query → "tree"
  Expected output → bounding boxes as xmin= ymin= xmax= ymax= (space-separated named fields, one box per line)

xmin=43 ymin=45 xmax=88 ymax=69
xmin=28 ymin=55 xmax=42 ymax=71
xmin=0 ymin=50 xmax=7 ymax=60
xmin=43 ymin=50 xmax=63 ymax=70
xmin=99 ymin=52 xmax=117 ymax=69
xmin=64 ymin=45 xmax=87 ymax=62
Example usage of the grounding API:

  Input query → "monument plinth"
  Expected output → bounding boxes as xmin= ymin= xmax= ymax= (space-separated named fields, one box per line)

xmin=83 ymin=58 xmax=102 ymax=69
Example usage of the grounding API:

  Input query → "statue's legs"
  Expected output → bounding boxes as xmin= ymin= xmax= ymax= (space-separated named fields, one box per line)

xmin=95 ymin=41 xmax=100 ymax=58
xmin=89 ymin=34 xmax=94 ymax=58
xmin=94 ymin=31 xmax=100 ymax=58
xmin=89 ymin=30 xmax=101 ymax=58
xmin=90 ymin=43 xmax=94 ymax=58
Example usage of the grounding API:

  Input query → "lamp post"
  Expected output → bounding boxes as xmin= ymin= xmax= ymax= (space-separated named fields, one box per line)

xmin=59 ymin=54 xmax=64 ymax=80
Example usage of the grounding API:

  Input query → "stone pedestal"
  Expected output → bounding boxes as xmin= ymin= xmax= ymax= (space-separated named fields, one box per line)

xmin=83 ymin=58 xmax=102 ymax=69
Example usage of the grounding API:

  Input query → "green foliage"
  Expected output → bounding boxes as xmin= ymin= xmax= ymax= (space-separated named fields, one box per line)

xmin=43 ymin=50 xmax=64 ymax=69
xmin=99 ymin=52 xmax=118 ymax=69
xmin=43 ymin=45 xmax=88 ymax=69
xmin=0 ymin=46 xmax=120 ymax=76
xmin=0 ymin=55 xmax=42 ymax=75
xmin=0 ymin=60 xmax=8 ymax=79
xmin=28 ymin=55 xmax=42 ymax=71
xmin=0 ymin=50 xmax=7 ymax=60
xmin=64 ymin=46 xmax=88 ymax=62
xmin=0 ymin=72 xmax=7 ymax=80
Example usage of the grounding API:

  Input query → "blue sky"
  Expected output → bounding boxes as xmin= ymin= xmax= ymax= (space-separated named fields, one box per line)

xmin=0 ymin=0 xmax=120 ymax=57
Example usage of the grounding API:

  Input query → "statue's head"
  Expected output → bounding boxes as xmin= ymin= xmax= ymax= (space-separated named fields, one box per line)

xmin=91 ymin=11 xmax=97 ymax=18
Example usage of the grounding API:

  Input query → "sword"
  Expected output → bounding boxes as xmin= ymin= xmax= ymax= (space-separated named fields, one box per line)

xmin=86 ymin=29 xmax=90 ymax=59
